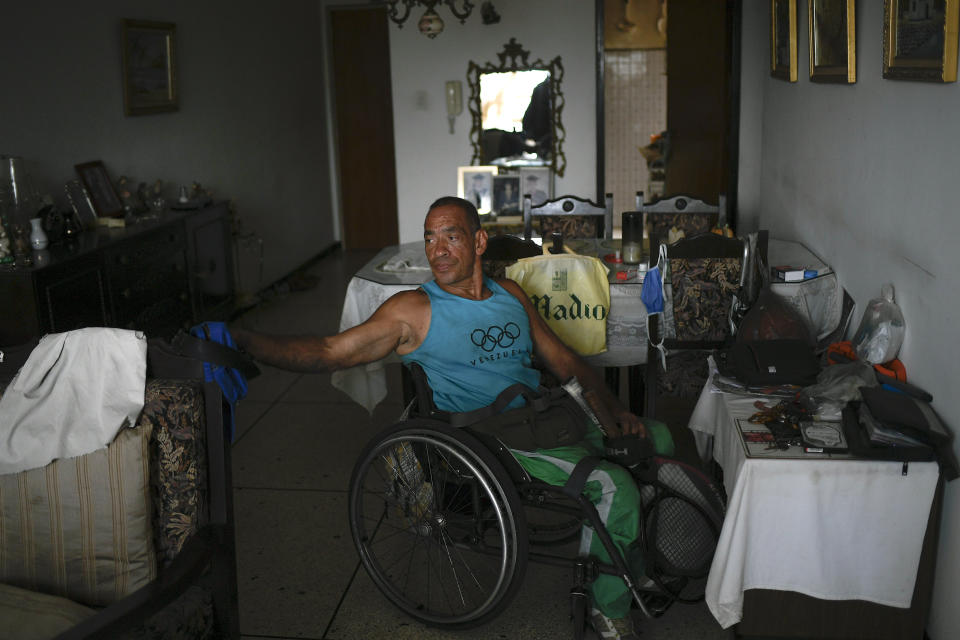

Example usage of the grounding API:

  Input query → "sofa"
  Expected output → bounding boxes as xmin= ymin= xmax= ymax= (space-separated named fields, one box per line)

xmin=0 ymin=345 xmax=239 ymax=639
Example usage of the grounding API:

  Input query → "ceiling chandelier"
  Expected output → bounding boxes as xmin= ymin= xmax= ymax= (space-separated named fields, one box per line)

xmin=386 ymin=0 xmax=475 ymax=39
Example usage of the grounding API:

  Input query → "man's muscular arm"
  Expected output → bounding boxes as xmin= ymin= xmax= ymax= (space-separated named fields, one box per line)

xmin=497 ymin=278 xmax=646 ymax=439
xmin=231 ymin=290 xmax=426 ymax=372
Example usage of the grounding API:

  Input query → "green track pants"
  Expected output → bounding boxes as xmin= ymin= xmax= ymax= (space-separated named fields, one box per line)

xmin=509 ymin=420 xmax=674 ymax=618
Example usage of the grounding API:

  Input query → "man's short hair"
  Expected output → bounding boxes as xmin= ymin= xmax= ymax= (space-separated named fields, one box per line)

xmin=427 ymin=196 xmax=481 ymax=234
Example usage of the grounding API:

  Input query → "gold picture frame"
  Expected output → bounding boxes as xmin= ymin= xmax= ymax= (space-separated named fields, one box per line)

xmin=122 ymin=19 xmax=178 ymax=115
xmin=883 ymin=0 xmax=959 ymax=82
xmin=771 ymin=0 xmax=798 ymax=81
xmin=809 ymin=0 xmax=856 ymax=82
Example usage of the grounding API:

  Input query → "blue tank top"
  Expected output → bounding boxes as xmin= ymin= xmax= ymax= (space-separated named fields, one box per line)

xmin=401 ymin=277 xmax=541 ymax=413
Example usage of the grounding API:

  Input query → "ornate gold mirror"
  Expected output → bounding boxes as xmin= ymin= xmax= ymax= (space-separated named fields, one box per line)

xmin=467 ymin=38 xmax=566 ymax=176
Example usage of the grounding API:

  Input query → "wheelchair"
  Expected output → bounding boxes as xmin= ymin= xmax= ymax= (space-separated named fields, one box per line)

xmin=347 ymin=369 xmax=725 ymax=637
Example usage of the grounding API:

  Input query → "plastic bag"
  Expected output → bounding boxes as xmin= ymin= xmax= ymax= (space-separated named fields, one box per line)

xmin=506 ymin=254 xmax=610 ymax=355
xmin=851 ymin=283 xmax=904 ymax=364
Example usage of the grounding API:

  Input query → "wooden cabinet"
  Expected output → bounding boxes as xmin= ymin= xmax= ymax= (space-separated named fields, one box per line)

xmin=1 ymin=203 xmax=233 ymax=344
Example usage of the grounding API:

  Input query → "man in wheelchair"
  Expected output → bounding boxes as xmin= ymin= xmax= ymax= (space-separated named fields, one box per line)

xmin=233 ymin=196 xmax=676 ymax=639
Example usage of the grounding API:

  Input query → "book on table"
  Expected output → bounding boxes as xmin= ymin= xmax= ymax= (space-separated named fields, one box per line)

xmin=772 ymin=265 xmax=818 ymax=282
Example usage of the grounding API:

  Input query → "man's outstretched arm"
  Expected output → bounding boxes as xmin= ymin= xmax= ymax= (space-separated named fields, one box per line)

xmin=231 ymin=290 xmax=425 ymax=373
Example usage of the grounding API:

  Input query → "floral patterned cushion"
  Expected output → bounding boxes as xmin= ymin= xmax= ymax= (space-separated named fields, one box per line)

xmin=658 ymin=349 xmax=712 ymax=399
xmin=538 ymin=215 xmax=600 ymax=239
xmin=138 ymin=379 xmax=208 ymax=568
xmin=648 ymin=212 xmax=716 ymax=250
xmin=669 ymin=257 xmax=741 ymax=343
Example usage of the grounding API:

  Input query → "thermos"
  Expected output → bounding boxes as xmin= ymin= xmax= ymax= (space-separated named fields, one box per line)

xmin=621 ymin=211 xmax=643 ymax=264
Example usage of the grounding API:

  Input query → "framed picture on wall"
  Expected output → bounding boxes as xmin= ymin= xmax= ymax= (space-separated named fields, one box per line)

xmin=493 ymin=175 xmax=521 ymax=216
xmin=457 ymin=165 xmax=498 ymax=214
xmin=519 ymin=167 xmax=552 ymax=207
xmin=75 ymin=161 xmax=124 ymax=218
xmin=882 ymin=0 xmax=959 ymax=82
xmin=809 ymin=0 xmax=856 ymax=83
xmin=771 ymin=0 xmax=798 ymax=82
xmin=122 ymin=19 xmax=179 ymax=115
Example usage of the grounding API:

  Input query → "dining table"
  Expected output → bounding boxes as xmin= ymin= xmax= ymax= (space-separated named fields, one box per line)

xmin=330 ymin=236 xmax=845 ymax=414
xmin=687 ymin=357 xmax=943 ymax=638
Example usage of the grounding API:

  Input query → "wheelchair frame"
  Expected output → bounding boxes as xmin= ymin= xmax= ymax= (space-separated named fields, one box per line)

xmin=348 ymin=411 xmax=724 ymax=636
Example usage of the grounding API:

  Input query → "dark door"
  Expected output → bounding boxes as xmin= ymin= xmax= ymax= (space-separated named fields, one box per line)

xmin=330 ymin=6 xmax=399 ymax=249
xmin=664 ymin=0 xmax=733 ymax=205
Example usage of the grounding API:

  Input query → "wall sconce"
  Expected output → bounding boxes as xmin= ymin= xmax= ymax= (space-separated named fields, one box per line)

xmin=386 ymin=0 xmax=475 ymax=39
xmin=445 ymin=81 xmax=462 ymax=134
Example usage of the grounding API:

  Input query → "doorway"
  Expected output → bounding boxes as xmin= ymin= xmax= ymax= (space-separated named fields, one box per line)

xmin=598 ymin=0 xmax=738 ymax=230
xmin=330 ymin=6 xmax=399 ymax=249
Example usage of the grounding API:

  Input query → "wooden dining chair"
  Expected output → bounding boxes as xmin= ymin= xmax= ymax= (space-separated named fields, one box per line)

xmin=637 ymin=191 xmax=726 ymax=259
xmin=644 ymin=232 xmax=746 ymax=420
xmin=522 ymin=193 xmax=613 ymax=241
xmin=481 ymin=234 xmax=541 ymax=278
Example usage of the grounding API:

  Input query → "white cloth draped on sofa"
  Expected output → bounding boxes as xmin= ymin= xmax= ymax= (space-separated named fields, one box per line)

xmin=0 ymin=327 xmax=146 ymax=474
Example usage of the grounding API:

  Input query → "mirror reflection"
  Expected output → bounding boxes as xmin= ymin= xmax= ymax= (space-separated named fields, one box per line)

xmin=468 ymin=39 xmax=566 ymax=177
xmin=479 ymin=70 xmax=551 ymax=165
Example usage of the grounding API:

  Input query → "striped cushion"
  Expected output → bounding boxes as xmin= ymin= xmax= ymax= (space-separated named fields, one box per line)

xmin=0 ymin=423 xmax=157 ymax=607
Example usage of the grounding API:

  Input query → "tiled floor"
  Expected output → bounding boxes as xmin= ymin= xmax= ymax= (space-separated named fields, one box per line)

xmin=231 ymin=247 xmax=733 ymax=639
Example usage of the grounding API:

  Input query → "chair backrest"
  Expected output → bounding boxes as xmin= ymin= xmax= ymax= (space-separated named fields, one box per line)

xmin=637 ymin=191 xmax=726 ymax=258
xmin=663 ymin=233 xmax=746 ymax=347
xmin=523 ymin=193 xmax=613 ymax=241
xmin=481 ymin=234 xmax=541 ymax=278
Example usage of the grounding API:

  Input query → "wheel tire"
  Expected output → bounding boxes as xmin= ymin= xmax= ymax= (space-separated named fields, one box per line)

xmin=349 ymin=420 xmax=528 ymax=628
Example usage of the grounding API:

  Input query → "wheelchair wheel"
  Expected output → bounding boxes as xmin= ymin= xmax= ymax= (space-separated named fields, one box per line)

xmin=349 ymin=420 xmax=528 ymax=629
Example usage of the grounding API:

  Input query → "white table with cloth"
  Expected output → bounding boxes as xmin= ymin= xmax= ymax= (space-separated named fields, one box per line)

xmin=331 ymin=239 xmax=649 ymax=413
xmin=687 ymin=375 xmax=941 ymax=633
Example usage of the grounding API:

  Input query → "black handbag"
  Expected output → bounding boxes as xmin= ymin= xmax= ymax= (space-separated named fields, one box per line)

xmin=718 ymin=339 xmax=820 ymax=387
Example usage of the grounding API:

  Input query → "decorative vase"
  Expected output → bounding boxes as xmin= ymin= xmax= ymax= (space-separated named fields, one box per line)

xmin=29 ymin=217 xmax=49 ymax=250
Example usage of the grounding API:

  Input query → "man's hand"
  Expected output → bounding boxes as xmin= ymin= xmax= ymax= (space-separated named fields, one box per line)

xmin=613 ymin=408 xmax=647 ymax=438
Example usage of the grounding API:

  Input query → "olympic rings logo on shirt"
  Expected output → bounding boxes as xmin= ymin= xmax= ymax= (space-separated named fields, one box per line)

xmin=470 ymin=323 xmax=521 ymax=352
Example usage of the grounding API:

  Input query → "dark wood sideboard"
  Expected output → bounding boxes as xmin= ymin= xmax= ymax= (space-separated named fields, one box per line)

xmin=2 ymin=202 xmax=234 ymax=344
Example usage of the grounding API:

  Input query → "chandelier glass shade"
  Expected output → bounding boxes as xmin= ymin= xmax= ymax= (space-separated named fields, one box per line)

xmin=386 ymin=0 xmax=475 ymax=38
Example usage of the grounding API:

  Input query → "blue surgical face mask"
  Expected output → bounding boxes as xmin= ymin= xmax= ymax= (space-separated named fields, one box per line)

xmin=641 ymin=266 xmax=664 ymax=314
xmin=642 ymin=250 xmax=668 ymax=370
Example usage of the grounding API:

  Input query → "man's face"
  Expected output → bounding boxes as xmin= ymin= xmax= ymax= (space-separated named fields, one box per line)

xmin=424 ymin=204 xmax=484 ymax=286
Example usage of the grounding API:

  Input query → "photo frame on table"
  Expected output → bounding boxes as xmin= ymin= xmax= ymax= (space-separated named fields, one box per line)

xmin=75 ymin=161 xmax=124 ymax=218
xmin=64 ymin=179 xmax=98 ymax=230
xmin=809 ymin=0 xmax=856 ymax=83
xmin=457 ymin=165 xmax=498 ymax=214
xmin=882 ymin=0 xmax=959 ymax=82
xmin=519 ymin=167 xmax=552 ymax=207
xmin=122 ymin=19 xmax=178 ymax=115
xmin=493 ymin=175 xmax=521 ymax=216
xmin=771 ymin=0 xmax=798 ymax=81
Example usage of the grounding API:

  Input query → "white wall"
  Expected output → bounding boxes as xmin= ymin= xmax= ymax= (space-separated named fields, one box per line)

xmin=0 ymin=0 xmax=333 ymax=288
xmin=387 ymin=0 xmax=597 ymax=242
xmin=741 ymin=2 xmax=960 ymax=637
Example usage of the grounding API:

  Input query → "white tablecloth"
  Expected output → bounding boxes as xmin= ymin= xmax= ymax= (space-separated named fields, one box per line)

xmin=687 ymin=380 xmax=939 ymax=629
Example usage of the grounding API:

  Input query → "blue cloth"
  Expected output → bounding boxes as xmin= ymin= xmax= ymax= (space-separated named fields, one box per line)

xmin=400 ymin=278 xmax=540 ymax=413
xmin=189 ymin=321 xmax=248 ymax=441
